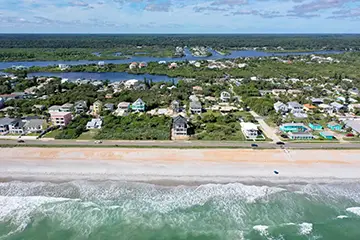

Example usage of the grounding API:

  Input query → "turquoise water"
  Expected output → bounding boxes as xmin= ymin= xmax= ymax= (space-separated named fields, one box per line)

xmin=0 ymin=180 xmax=360 ymax=240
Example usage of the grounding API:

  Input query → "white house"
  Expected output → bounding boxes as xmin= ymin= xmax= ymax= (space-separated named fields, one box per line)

xmin=86 ymin=119 xmax=102 ymax=130
xmin=124 ymin=79 xmax=139 ymax=89
xmin=240 ymin=122 xmax=259 ymax=139
xmin=274 ymin=101 xmax=288 ymax=113
xmin=220 ymin=91 xmax=231 ymax=102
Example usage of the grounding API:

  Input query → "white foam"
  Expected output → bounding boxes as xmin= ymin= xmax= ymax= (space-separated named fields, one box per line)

xmin=0 ymin=196 xmax=74 ymax=238
xmin=299 ymin=222 xmax=313 ymax=235
xmin=337 ymin=215 xmax=348 ymax=219
xmin=346 ymin=207 xmax=360 ymax=216
xmin=253 ymin=225 xmax=269 ymax=236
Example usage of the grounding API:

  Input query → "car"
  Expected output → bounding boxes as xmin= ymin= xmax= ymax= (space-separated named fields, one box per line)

xmin=17 ymin=139 xmax=25 ymax=143
xmin=94 ymin=140 xmax=102 ymax=144
xmin=251 ymin=143 xmax=258 ymax=148
xmin=276 ymin=141 xmax=285 ymax=145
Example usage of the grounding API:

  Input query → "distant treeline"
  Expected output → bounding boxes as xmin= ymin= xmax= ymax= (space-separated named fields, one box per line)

xmin=1 ymin=34 xmax=360 ymax=50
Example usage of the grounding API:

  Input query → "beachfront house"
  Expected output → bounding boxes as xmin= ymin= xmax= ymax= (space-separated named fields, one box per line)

xmin=240 ymin=122 xmax=259 ymax=139
xmin=124 ymin=79 xmax=140 ymax=89
xmin=274 ymin=101 xmax=288 ymax=113
xmin=327 ymin=122 xmax=342 ymax=131
xmin=343 ymin=119 xmax=360 ymax=135
xmin=320 ymin=131 xmax=335 ymax=140
xmin=280 ymin=123 xmax=308 ymax=133
xmin=93 ymin=100 xmax=103 ymax=115
xmin=61 ymin=103 xmax=74 ymax=112
xmin=309 ymin=123 xmax=323 ymax=131
xmin=131 ymin=98 xmax=146 ymax=112
xmin=8 ymin=119 xmax=26 ymax=134
xmin=86 ymin=118 xmax=102 ymax=130
xmin=318 ymin=104 xmax=334 ymax=115
xmin=171 ymin=100 xmax=181 ymax=113
xmin=330 ymin=102 xmax=345 ymax=112
xmin=311 ymin=98 xmax=324 ymax=105
xmin=129 ymin=62 xmax=138 ymax=70
xmin=48 ymin=105 xmax=62 ymax=113
xmin=104 ymin=103 xmax=115 ymax=112
xmin=288 ymin=132 xmax=314 ymax=140
xmin=24 ymin=119 xmax=46 ymax=133
xmin=348 ymin=87 xmax=360 ymax=96
xmin=50 ymin=112 xmax=72 ymax=127
xmin=287 ymin=102 xmax=303 ymax=112
xmin=74 ymin=100 xmax=88 ymax=114
xmin=303 ymin=104 xmax=317 ymax=112
xmin=0 ymin=117 xmax=14 ymax=134
xmin=220 ymin=91 xmax=231 ymax=102
xmin=117 ymin=102 xmax=131 ymax=112
xmin=190 ymin=101 xmax=202 ymax=114
xmin=172 ymin=115 xmax=188 ymax=136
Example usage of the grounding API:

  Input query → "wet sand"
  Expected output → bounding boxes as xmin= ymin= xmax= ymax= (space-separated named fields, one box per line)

xmin=1 ymin=148 xmax=360 ymax=183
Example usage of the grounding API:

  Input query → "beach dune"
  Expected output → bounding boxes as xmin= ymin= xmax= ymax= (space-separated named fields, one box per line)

xmin=1 ymin=148 xmax=360 ymax=183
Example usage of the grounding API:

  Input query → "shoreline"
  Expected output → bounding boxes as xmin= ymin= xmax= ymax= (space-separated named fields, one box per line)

xmin=2 ymin=148 xmax=360 ymax=184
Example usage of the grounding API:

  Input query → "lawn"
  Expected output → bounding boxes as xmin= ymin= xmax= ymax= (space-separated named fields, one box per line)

xmin=43 ymin=129 xmax=61 ymax=138
xmin=77 ymin=130 xmax=100 ymax=140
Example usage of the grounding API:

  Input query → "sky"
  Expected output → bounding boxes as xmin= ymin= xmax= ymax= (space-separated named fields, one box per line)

xmin=0 ymin=0 xmax=360 ymax=33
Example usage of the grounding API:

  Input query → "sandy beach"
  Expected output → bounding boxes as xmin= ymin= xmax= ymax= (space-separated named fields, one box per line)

xmin=1 ymin=147 xmax=360 ymax=183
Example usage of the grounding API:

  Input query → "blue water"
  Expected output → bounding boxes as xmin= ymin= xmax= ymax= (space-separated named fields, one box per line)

xmin=0 ymin=49 xmax=343 ymax=70
xmin=27 ymin=72 xmax=177 ymax=82
xmin=0 ymin=180 xmax=360 ymax=240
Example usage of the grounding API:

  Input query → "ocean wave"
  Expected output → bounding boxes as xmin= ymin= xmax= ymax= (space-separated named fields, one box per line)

xmin=346 ymin=207 xmax=360 ymax=216
xmin=253 ymin=225 xmax=269 ymax=236
xmin=336 ymin=215 xmax=348 ymax=219
xmin=299 ymin=222 xmax=313 ymax=235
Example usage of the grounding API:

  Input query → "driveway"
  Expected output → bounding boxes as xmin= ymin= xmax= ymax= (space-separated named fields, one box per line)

xmin=250 ymin=111 xmax=281 ymax=142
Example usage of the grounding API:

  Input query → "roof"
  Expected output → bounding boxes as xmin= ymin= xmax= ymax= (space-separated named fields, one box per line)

xmin=74 ymin=100 xmax=87 ymax=107
xmin=118 ymin=102 xmax=130 ymax=108
xmin=0 ymin=117 xmax=15 ymax=126
xmin=330 ymin=102 xmax=344 ymax=109
xmin=281 ymin=123 xmax=308 ymax=128
xmin=311 ymin=98 xmax=324 ymax=103
xmin=10 ymin=119 xmax=26 ymax=128
xmin=288 ymin=132 xmax=313 ymax=137
xmin=61 ymin=103 xmax=74 ymax=108
xmin=133 ymin=98 xmax=145 ymax=105
xmin=344 ymin=120 xmax=360 ymax=133
xmin=320 ymin=131 xmax=334 ymax=137
xmin=241 ymin=122 xmax=258 ymax=130
xmin=328 ymin=121 xmax=341 ymax=126
xmin=94 ymin=100 xmax=103 ymax=105
xmin=318 ymin=104 xmax=331 ymax=108
xmin=303 ymin=104 xmax=317 ymax=109
xmin=86 ymin=119 xmax=102 ymax=128
xmin=24 ymin=119 xmax=46 ymax=128
xmin=287 ymin=102 xmax=302 ymax=108
xmin=190 ymin=101 xmax=202 ymax=109
xmin=173 ymin=115 xmax=187 ymax=125
xmin=274 ymin=101 xmax=286 ymax=108
xmin=221 ymin=91 xmax=231 ymax=97
xmin=48 ymin=105 xmax=61 ymax=111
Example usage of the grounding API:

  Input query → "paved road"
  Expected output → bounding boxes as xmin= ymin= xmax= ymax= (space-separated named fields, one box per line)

xmin=249 ymin=111 xmax=281 ymax=142
xmin=1 ymin=139 xmax=360 ymax=149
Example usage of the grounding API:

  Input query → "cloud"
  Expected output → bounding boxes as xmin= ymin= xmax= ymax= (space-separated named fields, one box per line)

xmin=290 ymin=0 xmax=355 ymax=14
xmin=144 ymin=1 xmax=172 ymax=12
xmin=232 ymin=9 xmax=285 ymax=18
xmin=211 ymin=0 xmax=248 ymax=6
xmin=329 ymin=7 xmax=360 ymax=19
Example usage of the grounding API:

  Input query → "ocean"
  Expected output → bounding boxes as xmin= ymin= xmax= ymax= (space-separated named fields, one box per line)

xmin=0 ymin=180 xmax=360 ymax=240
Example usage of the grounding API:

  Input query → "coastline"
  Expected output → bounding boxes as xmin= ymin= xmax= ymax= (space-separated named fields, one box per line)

xmin=2 ymin=147 xmax=360 ymax=184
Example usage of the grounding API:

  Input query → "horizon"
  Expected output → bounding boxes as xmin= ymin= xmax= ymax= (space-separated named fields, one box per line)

xmin=1 ymin=0 xmax=360 ymax=33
